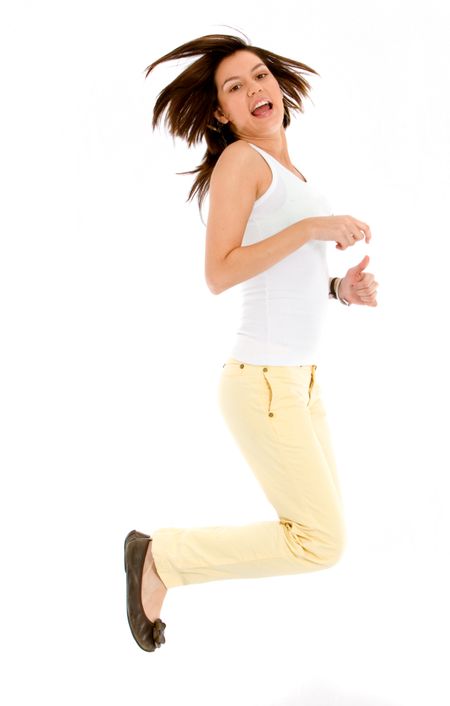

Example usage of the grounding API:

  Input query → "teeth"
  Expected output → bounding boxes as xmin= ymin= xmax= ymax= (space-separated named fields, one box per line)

xmin=253 ymin=100 xmax=269 ymax=111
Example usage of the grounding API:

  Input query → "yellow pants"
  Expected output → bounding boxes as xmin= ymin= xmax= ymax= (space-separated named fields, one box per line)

xmin=151 ymin=358 xmax=346 ymax=588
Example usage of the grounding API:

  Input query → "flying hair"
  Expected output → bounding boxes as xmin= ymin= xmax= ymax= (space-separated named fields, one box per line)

xmin=144 ymin=33 xmax=320 ymax=210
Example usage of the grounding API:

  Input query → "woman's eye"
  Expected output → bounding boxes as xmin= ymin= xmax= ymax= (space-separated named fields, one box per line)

xmin=230 ymin=84 xmax=241 ymax=92
xmin=256 ymin=73 xmax=268 ymax=79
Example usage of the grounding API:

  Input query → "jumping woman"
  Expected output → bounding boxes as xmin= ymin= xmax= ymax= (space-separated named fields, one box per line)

xmin=124 ymin=33 xmax=378 ymax=652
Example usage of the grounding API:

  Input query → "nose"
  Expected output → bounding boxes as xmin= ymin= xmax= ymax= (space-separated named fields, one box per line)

xmin=247 ymin=83 xmax=262 ymax=97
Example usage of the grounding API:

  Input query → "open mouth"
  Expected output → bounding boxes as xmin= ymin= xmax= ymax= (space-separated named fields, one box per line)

xmin=251 ymin=100 xmax=273 ymax=117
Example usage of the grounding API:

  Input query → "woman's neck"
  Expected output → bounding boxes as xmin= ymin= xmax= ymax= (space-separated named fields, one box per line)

xmin=249 ymin=129 xmax=293 ymax=168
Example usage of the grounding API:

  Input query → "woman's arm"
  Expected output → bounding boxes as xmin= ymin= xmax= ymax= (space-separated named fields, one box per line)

xmin=205 ymin=142 xmax=313 ymax=295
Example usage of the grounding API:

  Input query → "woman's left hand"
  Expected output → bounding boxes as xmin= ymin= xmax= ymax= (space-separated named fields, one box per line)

xmin=339 ymin=255 xmax=378 ymax=306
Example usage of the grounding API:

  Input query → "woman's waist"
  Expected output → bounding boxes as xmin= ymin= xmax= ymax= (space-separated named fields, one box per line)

xmin=228 ymin=331 xmax=324 ymax=367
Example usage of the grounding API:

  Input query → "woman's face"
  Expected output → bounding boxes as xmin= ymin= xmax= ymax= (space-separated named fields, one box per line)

xmin=214 ymin=50 xmax=284 ymax=139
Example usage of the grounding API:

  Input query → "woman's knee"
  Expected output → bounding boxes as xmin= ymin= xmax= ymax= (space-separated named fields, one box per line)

xmin=317 ymin=528 xmax=346 ymax=566
xmin=282 ymin=517 xmax=346 ymax=568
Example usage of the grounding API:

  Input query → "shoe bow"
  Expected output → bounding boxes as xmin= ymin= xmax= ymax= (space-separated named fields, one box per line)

xmin=153 ymin=618 xmax=166 ymax=647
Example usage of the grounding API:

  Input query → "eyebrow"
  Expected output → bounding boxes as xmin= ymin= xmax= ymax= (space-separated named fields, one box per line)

xmin=221 ymin=63 xmax=266 ymax=90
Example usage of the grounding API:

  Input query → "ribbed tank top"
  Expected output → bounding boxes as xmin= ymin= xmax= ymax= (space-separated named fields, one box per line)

xmin=228 ymin=143 xmax=334 ymax=366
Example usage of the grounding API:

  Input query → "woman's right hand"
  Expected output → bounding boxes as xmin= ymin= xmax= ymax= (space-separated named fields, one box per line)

xmin=304 ymin=215 xmax=372 ymax=250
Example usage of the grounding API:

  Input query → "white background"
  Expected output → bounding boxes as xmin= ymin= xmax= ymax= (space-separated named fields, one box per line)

xmin=1 ymin=1 xmax=449 ymax=704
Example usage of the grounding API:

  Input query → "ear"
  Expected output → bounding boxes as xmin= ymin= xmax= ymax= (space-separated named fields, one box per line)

xmin=213 ymin=107 xmax=229 ymax=125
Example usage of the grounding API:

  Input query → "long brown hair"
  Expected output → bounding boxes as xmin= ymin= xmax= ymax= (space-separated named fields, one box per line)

xmin=144 ymin=34 xmax=319 ymax=209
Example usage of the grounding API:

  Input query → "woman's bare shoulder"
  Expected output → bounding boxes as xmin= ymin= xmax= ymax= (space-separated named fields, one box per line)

xmin=213 ymin=139 xmax=260 ymax=175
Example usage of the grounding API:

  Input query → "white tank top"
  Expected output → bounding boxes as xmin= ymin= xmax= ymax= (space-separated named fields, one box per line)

xmin=228 ymin=142 xmax=334 ymax=366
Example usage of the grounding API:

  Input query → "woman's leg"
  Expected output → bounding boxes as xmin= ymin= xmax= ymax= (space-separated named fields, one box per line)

xmin=308 ymin=375 xmax=344 ymax=507
xmin=150 ymin=359 xmax=345 ymax=589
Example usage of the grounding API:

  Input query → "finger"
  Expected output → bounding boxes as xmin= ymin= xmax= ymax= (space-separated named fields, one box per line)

xmin=345 ymin=258 xmax=370 ymax=286
xmin=355 ymin=284 xmax=377 ymax=296
xmin=351 ymin=255 xmax=370 ymax=276
xmin=358 ymin=272 xmax=375 ymax=283
xmin=360 ymin=294 xmax=378 ymax=305
xmin=355 ymin=281 xmax=378 ymax=294
xmin=354 ymin=283 xmax=375 ymax=294
xmin=354 ymin=283 xmax=377 ymax=295
xmin=354 ymin=289 xmax=377 ymax=299
xmin=353 ymin=219 xmax=372 ymax=243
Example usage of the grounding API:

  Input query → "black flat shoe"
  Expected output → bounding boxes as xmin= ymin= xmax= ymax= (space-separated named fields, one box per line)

xmin=124 ymin=529 xmax=166 ymax=652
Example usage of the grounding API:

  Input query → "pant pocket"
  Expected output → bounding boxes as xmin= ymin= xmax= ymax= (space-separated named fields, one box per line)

xmin=262 ymin=369 xmax=274 ymax=418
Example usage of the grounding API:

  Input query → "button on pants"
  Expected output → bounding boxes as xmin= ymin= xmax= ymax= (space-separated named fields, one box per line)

xmin=151 ymin=358 xmax=346 ymax=588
